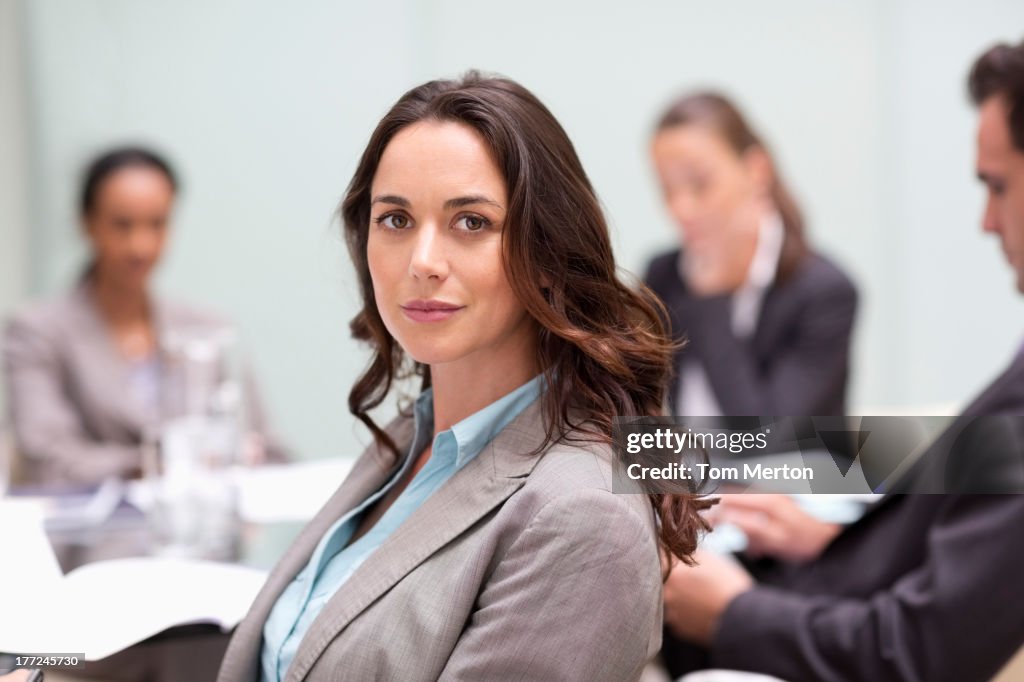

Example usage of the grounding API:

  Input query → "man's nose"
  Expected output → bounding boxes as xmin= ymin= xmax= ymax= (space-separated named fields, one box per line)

xmin=982 ymin=195 xmax=1001 ymax=235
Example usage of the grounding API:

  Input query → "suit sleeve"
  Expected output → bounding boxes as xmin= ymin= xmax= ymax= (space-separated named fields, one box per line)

xmin=685 ymin=269 xmax=857 ymax=416
xmin=3 ymin=314 xmax=141 ymax=483
xmin=712 ymin=495 xmax=1024 ymax=682
xmin=439 ymin=489 xmax=663 ymax=682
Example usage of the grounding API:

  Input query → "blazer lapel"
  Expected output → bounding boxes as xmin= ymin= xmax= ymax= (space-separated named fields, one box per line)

xmin=664 ymin=277 xmax=691 ymax=416
xmin=285 ymin=400 xmax=549 ymax=682
xmin=219 ymin=418 xmax=413 ymax=682
xmin=960 ymin=348 xmax=1024 ymax=417
xmin=751 ymin=286 xmax=785 ymax=359
xmin=847 ymin=342 xmax=1024 ymax=528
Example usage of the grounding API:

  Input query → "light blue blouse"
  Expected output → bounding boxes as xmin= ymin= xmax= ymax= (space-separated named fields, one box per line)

xmin=259 ymin=376 xmax=543 ymax=682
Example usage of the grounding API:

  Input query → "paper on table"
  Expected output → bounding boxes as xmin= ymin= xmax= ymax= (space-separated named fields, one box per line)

xmin=0 ymin=499 xmax=63 ymax=591
xmin=0 ymin=556 xmax=267 ymax=661
xmin=0 ymin=458 xmax=353 ymax=660
xmin=233 ymin=458 xmax=353 ymax=523
xmin=698 ymin=493 xmax=881 ymax=555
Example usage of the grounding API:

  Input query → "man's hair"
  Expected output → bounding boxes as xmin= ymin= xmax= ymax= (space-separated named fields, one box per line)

xmin=968 ymin=39 xmax=1024 ymax=151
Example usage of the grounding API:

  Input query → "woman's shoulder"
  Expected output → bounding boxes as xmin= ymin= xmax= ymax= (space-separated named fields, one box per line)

xmin=513 ymin=437 xmax=657 ymax=535
xmin=530 ymin=437 xmax=616 ymax=489
xmin=788 ymin=250 xmax=858 ymax=300
xmin=642 ymin=247 xmax=683 ymax=289
xmin=156 ymin=296 xmax=234 ymax=330
xmin=4 ymin=288 xmax=85 ymax=340
xmin=5 ymin=288 xmax=236 ymax=337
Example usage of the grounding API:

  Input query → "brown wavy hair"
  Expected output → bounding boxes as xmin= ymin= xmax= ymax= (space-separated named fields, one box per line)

xmin=340 ymin=71 xmax=711 ymax=564
xmin=656 ymin=91 xmax=810 ymax=282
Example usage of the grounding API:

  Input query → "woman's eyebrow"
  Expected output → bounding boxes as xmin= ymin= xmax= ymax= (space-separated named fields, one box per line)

xmin=370 ymin=194 xmax=504 ymax=210
xmin=370 ymin=194 xmax=410 ymax=207
xmin=443 ymin=195 xmax=504 ymax=210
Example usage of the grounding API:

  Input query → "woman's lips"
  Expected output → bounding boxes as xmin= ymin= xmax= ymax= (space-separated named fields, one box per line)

xmin=400 ymin=301 xmax=465 ymax=323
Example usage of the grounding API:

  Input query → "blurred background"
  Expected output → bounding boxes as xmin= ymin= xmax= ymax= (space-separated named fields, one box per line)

xmin=2 ymin=0 xmax=1023 ymax=460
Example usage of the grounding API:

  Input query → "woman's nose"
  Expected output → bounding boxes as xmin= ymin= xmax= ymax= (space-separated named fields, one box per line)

xmin=409 ymin=224 xmax=449 ymax=281
xmin=127 ymin=223 xmax=162 ymax=258
xmin=669 ymin=195 xmax=701 ymax=239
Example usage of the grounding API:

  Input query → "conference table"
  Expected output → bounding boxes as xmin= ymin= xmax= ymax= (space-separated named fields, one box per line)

xmin=1 ymin=449 xmax=881 ymax=682
xmin=0 ymin=458 xmax=354 ymax=682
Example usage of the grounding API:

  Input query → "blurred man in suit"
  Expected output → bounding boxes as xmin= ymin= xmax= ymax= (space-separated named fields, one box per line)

xmin=660 ymin=39 xmax=1024 ymax=682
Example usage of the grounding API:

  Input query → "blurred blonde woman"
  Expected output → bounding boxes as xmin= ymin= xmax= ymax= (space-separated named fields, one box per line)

xmin=645 ymin=92 xmax=858 ymax=418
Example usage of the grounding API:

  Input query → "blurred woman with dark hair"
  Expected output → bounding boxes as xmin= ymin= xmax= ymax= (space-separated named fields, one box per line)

xmin=645 ymin=92 xmax=858 ymax=418
xmin=3 ymin=146 xmax=286 ymax=486
xmin=217 ymin=73 xmax=711 ymax=682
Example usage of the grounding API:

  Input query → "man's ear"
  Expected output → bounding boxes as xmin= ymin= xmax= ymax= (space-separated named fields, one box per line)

xmin=80 ymin=216 xmax=97 ymax=243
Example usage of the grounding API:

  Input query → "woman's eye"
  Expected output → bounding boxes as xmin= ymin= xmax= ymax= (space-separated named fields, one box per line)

xmin=377 ymin=213 xmax=409 ymax=229
xmin=456 ymin=214 xmax=490 ymax=232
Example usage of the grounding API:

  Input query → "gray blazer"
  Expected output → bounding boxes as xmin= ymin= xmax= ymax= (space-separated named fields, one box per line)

xmin=217 ymin=399 xmax=663 ymax=682
xmin=2 ymin=283 xmax=286 ymax=485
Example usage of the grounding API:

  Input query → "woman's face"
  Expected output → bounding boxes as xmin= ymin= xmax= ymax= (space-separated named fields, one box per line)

xmin=367 ymin=120 xmax=536 ymax=374
xmin=85 ymin=166 xmax=174 ymax=290
xmin=651 ymin=124 xmax=766 ymax=251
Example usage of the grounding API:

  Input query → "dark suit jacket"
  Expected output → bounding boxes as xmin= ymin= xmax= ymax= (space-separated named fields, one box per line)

xmin=644 ymin=248 xmax=857 ymax=416
xmin=690 ymin=349 xmax=1024 ymax=682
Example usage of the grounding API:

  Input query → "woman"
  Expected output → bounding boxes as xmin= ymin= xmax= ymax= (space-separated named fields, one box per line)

xmin=217 ymin=74 xmax=710 ymax=682
xmin=646 ymin=93 xmax=857 ymax=677
xmin=2 ymin=147 xmax=285 ymax=486
xmin=645 ymin=92 xmax=857 ymax=417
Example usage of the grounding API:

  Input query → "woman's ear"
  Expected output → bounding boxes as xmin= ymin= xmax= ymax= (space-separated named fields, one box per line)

xmin=80 ymin=215 xmax=95 ymax=241
xmin=538 ymin=268 xmax=553 ymax=290
xmin=741 ymin=145 xmax=773 ymax=199
xmin=538 ymin=272 xmax=554 ymax=304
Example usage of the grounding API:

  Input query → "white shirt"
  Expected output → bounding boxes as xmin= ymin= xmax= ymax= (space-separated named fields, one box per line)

xmin=675 ymin=212 xmax=785 ymax=417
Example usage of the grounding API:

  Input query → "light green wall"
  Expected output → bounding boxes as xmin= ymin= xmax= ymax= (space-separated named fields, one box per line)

xmin=11 ymin=0 xmax=1024 ymax=457
xmin=0 ymin=0 xmax=30 ymax=419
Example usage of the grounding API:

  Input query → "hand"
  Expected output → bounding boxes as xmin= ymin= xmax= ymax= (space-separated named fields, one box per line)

xmin=662 ymin=549 xmax=754 ymax=645
xmin=683 ymin=196 xmax=765 ymax=297
xmin=714 ymin=494 xmax=841 ymax=564
xmin=241 ymin=432 xmax=268 ymax=466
